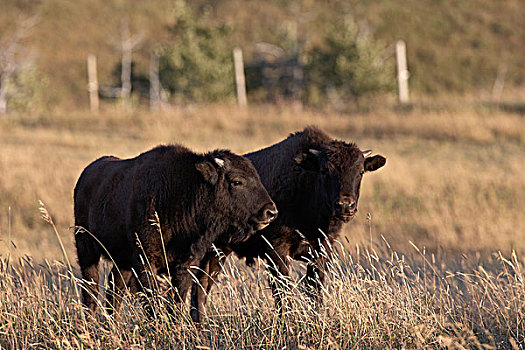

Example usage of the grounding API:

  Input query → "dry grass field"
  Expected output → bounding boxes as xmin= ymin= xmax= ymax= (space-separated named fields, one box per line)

xmin=0 ymin=103 xmax=524 ymax=348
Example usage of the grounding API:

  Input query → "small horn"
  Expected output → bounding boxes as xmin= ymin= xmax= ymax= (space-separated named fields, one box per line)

xmin=214 ymin=158 xmax=225 ymax=167
xmin=309 ymin=149 xmax=321 ymax=156
xmin=362 ymin=149 xmax=372 ymax=157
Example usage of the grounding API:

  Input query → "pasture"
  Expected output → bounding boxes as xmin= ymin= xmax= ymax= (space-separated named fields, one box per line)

xmin=0 ymin=103 xmax=524 ymax=348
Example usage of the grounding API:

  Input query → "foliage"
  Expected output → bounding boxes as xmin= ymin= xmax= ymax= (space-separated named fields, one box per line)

xmin=243 ymin=13 xmax=394 ymax=107
xmin=4 ymin=65 xmax=49 ymax=114
xmin=5 ymin=0 xmax=524 ymax=109
xmin=303 ymin=15 xmax=394 ymax=106
xmin=110 ymin=1 xmax=393 ymax=106
xmin=158 ymin=0 xmax=235 ymax=103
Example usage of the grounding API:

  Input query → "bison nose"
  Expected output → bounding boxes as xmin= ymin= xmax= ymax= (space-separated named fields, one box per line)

xmin=260 ymin=202 xmax=278 ymax=223
xmin=336 ymin=201 xmax=357 ymax=211
xmin=265 ymin=208 xmax=278 ymax=222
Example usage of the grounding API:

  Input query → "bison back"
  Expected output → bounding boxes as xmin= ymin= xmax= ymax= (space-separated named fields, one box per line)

xmin=74 ymin=155 xmax=137 ymax=265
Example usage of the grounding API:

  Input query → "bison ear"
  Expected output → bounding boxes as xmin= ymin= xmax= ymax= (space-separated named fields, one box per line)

xmin=364 ymin=155 xmax=386 ymax=172
xmin=293 ymin=149 xmax=320 ymax=170
xmin=196 ymin=161 xmax=219 ymax=185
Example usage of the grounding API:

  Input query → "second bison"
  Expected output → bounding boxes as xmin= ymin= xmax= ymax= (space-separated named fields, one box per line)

xmin=73 ymin=144 xmax=277 ymax=314
xmin=190 ymin=126 xmax=386 ymax=322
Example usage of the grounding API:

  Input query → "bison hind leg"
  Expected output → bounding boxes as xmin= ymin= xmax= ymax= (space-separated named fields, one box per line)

xmin=79 ymin=263 xmax=101 ymax=315
xmin=106 ymin=266 xmax=133 ymax=315
xmin=75 ymin=229 xmax=102 ymax=314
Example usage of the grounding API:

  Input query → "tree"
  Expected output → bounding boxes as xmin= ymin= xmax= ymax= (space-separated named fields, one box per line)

xmin=303 ymin=15 xmax=394 ymax=107
xmin=0 ymin=16 xmax=40 ymax=116
xmin=158 ymin=0 xmax=234 ymax=103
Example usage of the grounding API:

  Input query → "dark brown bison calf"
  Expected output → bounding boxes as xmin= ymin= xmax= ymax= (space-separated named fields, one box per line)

xmin=73 ymin=144 xmax=277 ymax=315
xmin=190 ymin=126 xmax=386 ymax=322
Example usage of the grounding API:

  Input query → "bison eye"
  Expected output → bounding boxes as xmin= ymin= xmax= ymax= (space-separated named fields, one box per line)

xmin=231 ymin=180 xmax=244 ymax=187
xmin=359 ymin=170 xmax=365 ymax=176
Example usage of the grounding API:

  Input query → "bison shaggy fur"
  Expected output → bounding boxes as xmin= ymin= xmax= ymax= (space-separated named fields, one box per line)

xmin=74 ymin=144 xmax=276 ymax=314
xmin=190 ymin=126 xmax=385 ymax=322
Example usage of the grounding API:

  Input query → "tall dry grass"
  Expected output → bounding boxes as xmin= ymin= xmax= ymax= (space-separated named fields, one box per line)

xmin=1 ymin=216 xmax=523 ymax=348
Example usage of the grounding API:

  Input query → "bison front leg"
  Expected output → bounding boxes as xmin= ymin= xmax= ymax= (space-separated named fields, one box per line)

xmin=131 ymin=250 xmax=159 ymax=317
xmin=190 ymin=248 xmax=230 ymax=323
xmin=170 ymin=261 xmax=197 ymax=305
xmin=266 ymin=252 xmax=291 ymax=316
xmin=304 ymin=257 xmax=327 ymax=306
xmin=189 ymin=253 xmax=212 ymax=323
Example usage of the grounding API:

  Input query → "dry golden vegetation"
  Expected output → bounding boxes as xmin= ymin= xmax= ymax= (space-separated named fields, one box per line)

xmin=0 ymin=103 xmax=524 ymax=348
xmin=1 ymin=220 xmax=524 ymax=348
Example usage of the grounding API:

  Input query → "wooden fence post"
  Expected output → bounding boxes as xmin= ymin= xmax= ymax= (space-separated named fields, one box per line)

xmin=233 ymin=47 xmax=247 ymax=107
xmin=396 ymin=40 xmax=409 ymax=104
xmin=120 ymin=17 xmax=132 ymax=104
xmin=492 ymin=64 xmax=507 ymax=102
xmin=87 ymin=54 xmax=99 ymax=113
xmin=149 ymin=52 xmax=160 ymax=112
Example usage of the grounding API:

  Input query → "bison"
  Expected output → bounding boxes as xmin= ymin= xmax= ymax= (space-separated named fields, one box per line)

xmin=190 ymin=126 xmax=386 ymax=322
xmin=73 ymin=144 xmax=277 ymax=314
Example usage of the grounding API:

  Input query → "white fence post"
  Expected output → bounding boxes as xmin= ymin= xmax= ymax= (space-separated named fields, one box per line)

xmin=149 ymin=52 xmax=160 ymax=112
xmin=87 ymin=54 xmax=99 ymax=113
xmin=233 ymin=47 xmax=247 ymax=107
xmin=492 ymin=64 xmax=507 ymax=102
xmin=396 ymin=40 xmax=409 ymax=104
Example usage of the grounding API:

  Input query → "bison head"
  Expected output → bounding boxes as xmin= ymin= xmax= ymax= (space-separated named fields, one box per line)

xmin=196 ymin=151 xmax=277 ymax=242
xmin=294 ymin=141 xmax=385 ymax=223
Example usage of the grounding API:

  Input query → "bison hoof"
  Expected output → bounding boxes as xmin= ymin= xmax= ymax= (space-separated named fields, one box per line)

xmin=190 ymin=308 xmax=201 ymax=323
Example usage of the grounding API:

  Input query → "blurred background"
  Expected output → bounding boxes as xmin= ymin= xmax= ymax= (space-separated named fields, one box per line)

xmin=0 ymin=0 xmax=524 ymax=262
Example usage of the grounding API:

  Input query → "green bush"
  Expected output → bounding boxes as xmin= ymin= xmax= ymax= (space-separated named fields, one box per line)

xmin=303 ymin=15 xmax=394 ymax=106
xmin=244 ymin=13 xmax=394 ymax=107
xmin=158 ymin=0 xmax=235 ymax=103
xmin=3 ymin=65 xmax=49 ymax=114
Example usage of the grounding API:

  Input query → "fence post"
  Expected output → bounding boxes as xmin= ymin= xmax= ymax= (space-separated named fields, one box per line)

xmin=120 ymin=17 xmax=132 ymax=105
xmin=233 ymin=47 xmax=247 ymax=107
xmin=149 ymin=52 xmax=160 ymax=112
xmin=396 ymin=40 xmax=409 ymax=104
xmin=87 ymin=54 xmax=99 ymax=113
xmin=492 ymin=64 xmax=507 ymax=102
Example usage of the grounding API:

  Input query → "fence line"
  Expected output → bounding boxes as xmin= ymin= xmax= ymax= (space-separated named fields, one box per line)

xmin=233 ymin=48 xmax=247 ymax=107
